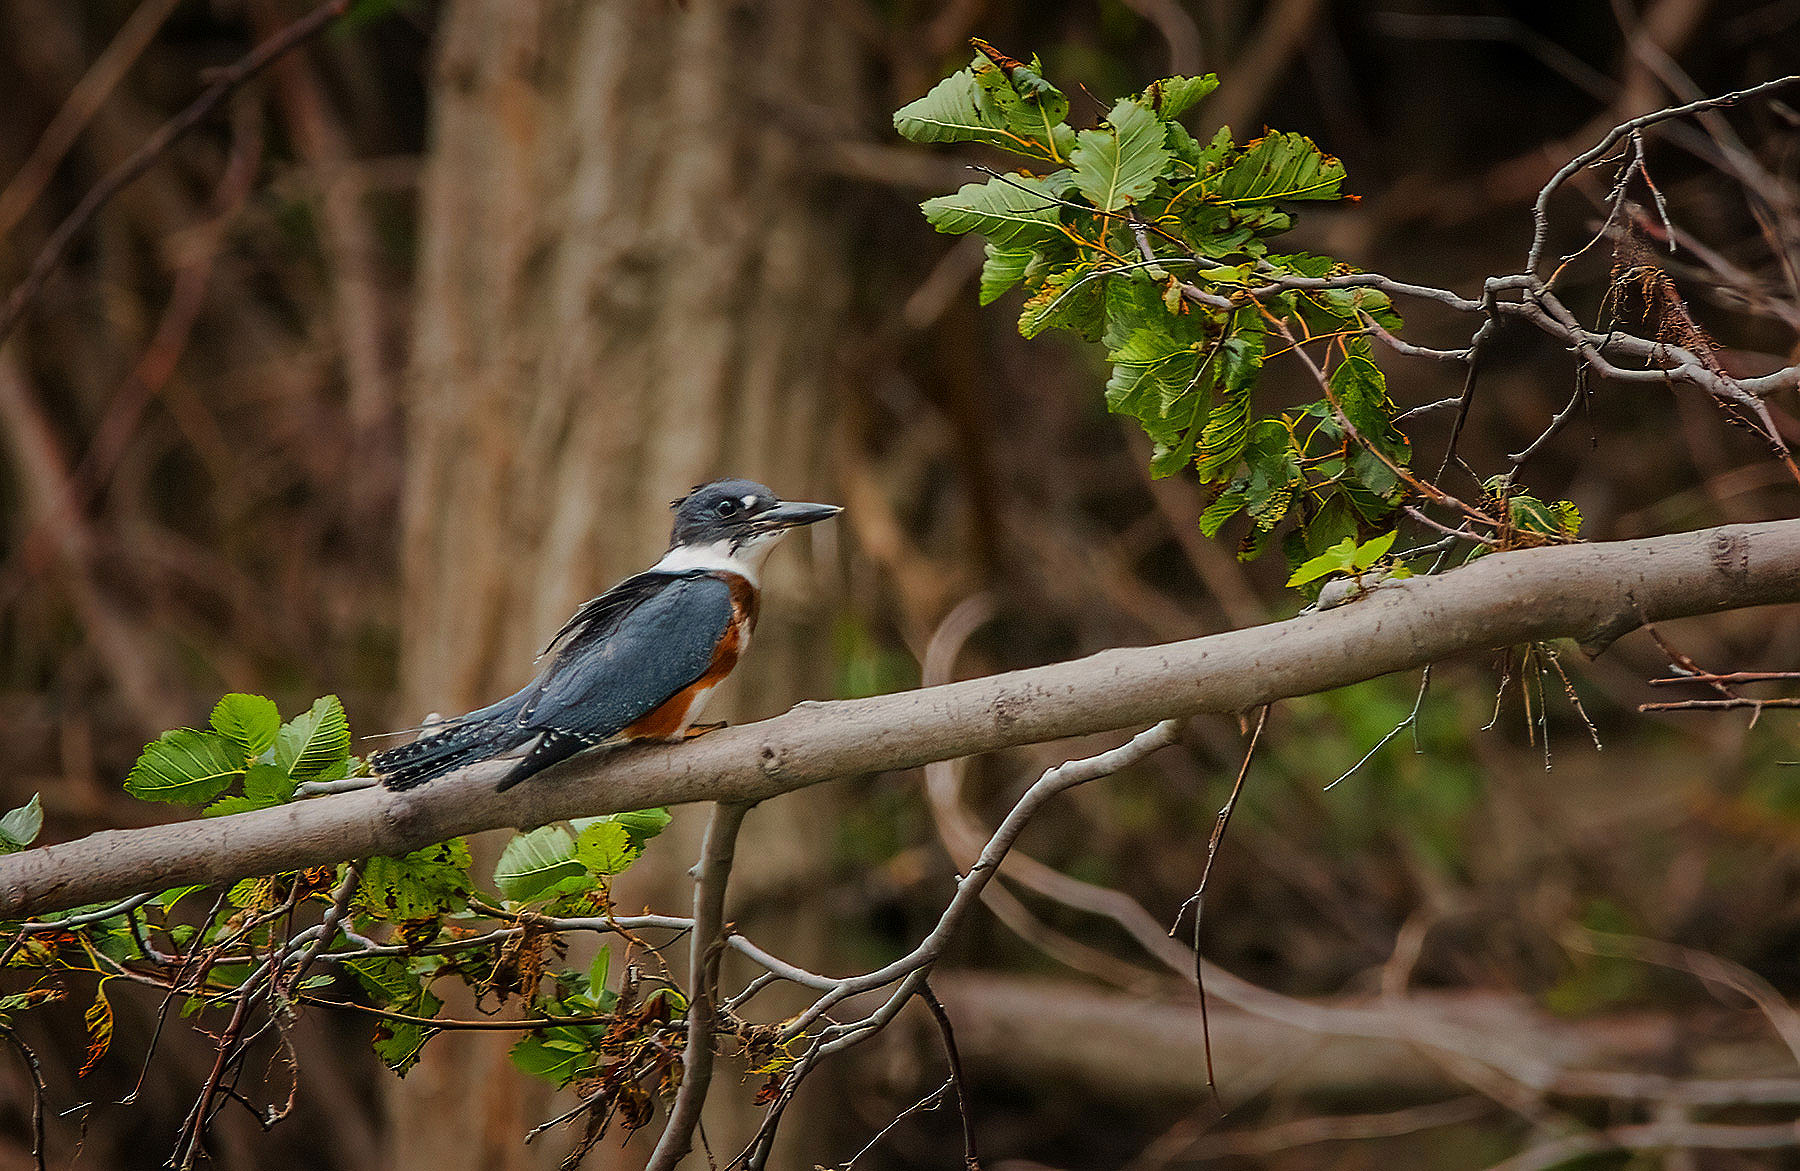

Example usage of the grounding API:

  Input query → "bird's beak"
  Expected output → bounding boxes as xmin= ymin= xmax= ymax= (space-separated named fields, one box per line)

xmin=762 ymin=500 xmax=843 ymax=528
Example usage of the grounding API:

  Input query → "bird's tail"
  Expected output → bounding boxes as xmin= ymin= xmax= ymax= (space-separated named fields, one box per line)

xmin=374 ymin=691 xmax=533 ymax=790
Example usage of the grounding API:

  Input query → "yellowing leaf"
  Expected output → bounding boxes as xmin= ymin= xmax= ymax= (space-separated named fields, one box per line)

xmin=80 ymin=980 xmax=114 ymax=1077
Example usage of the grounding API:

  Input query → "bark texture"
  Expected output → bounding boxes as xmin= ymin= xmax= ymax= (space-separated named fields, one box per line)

xmin=394 ymin=1 xmax=855 ymax=1166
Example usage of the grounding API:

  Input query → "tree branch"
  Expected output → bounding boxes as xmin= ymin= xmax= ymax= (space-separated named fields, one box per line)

xmin=5 ymin=519 xmax=1800 ymax=919
xmin=644 ymin=800 xmax=750 ymax=1171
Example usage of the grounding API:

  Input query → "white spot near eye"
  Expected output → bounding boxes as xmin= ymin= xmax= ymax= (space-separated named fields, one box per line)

xmin=741 ymin=495 xmax=757 ymax=508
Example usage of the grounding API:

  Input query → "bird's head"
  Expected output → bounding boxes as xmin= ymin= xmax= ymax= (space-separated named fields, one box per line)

xmin=662 ymin=479 xmax=842 ymax=581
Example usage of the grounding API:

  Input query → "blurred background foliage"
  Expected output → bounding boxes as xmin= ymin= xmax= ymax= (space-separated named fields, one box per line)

xmin=3 ymin=1 xmax=1800 ymax=1168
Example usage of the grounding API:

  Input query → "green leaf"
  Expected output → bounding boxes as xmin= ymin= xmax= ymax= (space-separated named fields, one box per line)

xmin=1195 ymin=311 xmax=1265 ymax=481
xmin=209 ymin=694 xmax=280 ymax=757
xmin=0 ymin=794 xmax=42 ymax=853
xmin=1198 ymin=487 xmax=1246 ymax=537
xmin=1329 ymin=346 xmax=1409 ymax=499
xmin=970 ymin=45 xmax=1072 ymax=157
xmin=494 ymin=827 xmax=585 ymax=903
xmin=1197 ymin=389 xmax=1253 ymax=482
xmin=1070 ymin=99 xmax=1170 ymax=212
xmin=274 ymin=696 xmax=351 ymax=781
xmin=894 ymin=68 xmax=1018 ymax=149
xmin=588 ymin=946 xmax=612 ymax=997
xmin=228 ymin=877 xmax=273 ymax=910
xmin=1019 ymin=265 xmax=1103 ymax=340
xmin=1286 ymin=537 xmax=1360 ymax=587
xmin=605 ymin=807 xmax=673 ymax=846
xmin=204 ymin=763 xmax=299 ymax=817
xmin=1242 ymin=420 xmax=1301 ymax=531
xmin=1509 ymin=494 xmax=1582 ymax=540
xmin=155 ymin=885 xmax=208 ymax=910
xmin=1350 ymin=529 xmax=1398 ymax=570
xmin=1285 ymin=531 xmax=1398 ymax=587
xmin=979 ymin=244 xmax=1036 ymax=305
xmin=359 ymin=841 xmax=473 ymax=923
xmin=573 ymin=820 xmax=635 ymax=878
xmin=125 ymin=729 xmax=246 ymax=805
xmin=508 ymin=1033 xmax=595 ymax=1087
xmin=1137 ymin=75 xmax=1219 ymax=121
xmin=921 ymin=174 xmax=1065 ymax=247
xmin=1209 ymin=131 xmax=1347 ymax=204
xmin=347 ymin=956 xmax=442 ymax=1076
xmin=894 ymin=52 xmax=1068 ymax=160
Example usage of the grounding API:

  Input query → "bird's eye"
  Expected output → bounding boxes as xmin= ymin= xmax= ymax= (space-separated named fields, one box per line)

xmin=714 ymin=499 xmax=738 ymax=518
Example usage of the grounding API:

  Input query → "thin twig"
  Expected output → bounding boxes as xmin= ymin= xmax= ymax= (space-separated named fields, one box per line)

xmin=0 ymin=1023 xmax=48 ymax=1171
xmin=1180 ymin=706 xmax=1269 ymax=1099
xmin=920 ymin=984 xmax=980 ymax=1170
xmin=644 ymin=800 xmax=752 ymax=1171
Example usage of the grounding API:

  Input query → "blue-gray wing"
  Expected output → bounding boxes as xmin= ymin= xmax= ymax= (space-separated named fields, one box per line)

xmin=515 ymin=572 xmax=734 ymax=741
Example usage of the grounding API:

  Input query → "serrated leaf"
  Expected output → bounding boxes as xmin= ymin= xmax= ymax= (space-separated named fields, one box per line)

xmin=274 ymin=696 xmax=351 ymax=781
xmin=204 ymin=763 xmax=299 ymax=817
xmin=573 ymin=820 xmax=636 ymax=877
xmin=1197 ymin=387 xmax=1253 ymax=482
xmin=346 ymin=956 xmax=422 ymax=1006
xmin=80 ymin=980 xmax=113 ymax=1077
xmin=1137 ymin=75 xmax=1219 ymax=121
xmin=228 ymin=877 xmax=273 ymax=910
xmin=155 ymin=885 xmax=207 ymax=910
xmin=1195 ymin=311 xmax=1265 ymax=481
xmin=1350 ymin=529 xmax=1398 ymax=570
xmin=0 ymin=794 xmax=42 ymax=853
xmin=894 ymin=54 xmax=1067 ymax=160
xmin=1242 ymin=420 xmax=1301 ymax=532
xmin=359 ymin=841 xmax=473 ymax=923
xmin=1551 ymin=500 xmax=1582 ymax=538
xmin=1019 ymin=266 xmax=1103 ymax=339
xmin=494 ymin=827 xmax=584 ymax=902
xmin=922 ymin=174 xmax=1064 ymax=247
xmin=1285 ymin=530 xmax=1398 ymax=587
xmin=893 ymin=69 xmax=1019 ymax=150
xmin=979 ymin=244 xmax=1036 ymax=305
xmin=210 ymin=694 xmax=280 ymax=757
xmin=344 ymin=954 xmax=443 ymax=1073
xmin=1286 ymin=537 xmax=1360 ymax=586
xmin=607 ymin=807 xmax=673 ymax=846
xmin=970 ymin=44 xmax=1071 ymax=157
xmin=0 ymin=987 xmax=65 ymax=1019
xmin=1070 ymin=99 xmax=1169 ymax=212
xmin=1199 ymin=487 xmax=1247 ymax=536
xmin=125 ymin=729 xmax=246 ymax=805
xmin=1510 ymin=495 xmax=1567 ymax=537
xmin=1209 ymin=131 xmax=1347 ymax=204
xmin=1329 ymin=346 xmax=1409 ymax=500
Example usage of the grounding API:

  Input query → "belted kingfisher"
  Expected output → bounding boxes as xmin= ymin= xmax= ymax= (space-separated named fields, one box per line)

xmin=374 ymin=479 xmax=841 ymax=792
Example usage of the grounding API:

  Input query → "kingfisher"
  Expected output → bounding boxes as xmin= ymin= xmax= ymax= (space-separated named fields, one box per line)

xmin=375 ymin=479 xmax=841 ymax=792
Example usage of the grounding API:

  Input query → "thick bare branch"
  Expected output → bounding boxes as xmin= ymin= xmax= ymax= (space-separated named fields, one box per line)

xmin=5 ymin=519 xmax=1800 ymax=918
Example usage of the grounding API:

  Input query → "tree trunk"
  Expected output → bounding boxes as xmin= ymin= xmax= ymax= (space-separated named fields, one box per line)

xmin=394 ymin=1 xmax=856 ymax=1167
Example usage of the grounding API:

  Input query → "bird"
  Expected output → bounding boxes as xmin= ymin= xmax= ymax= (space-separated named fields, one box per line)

xmin=374 ymin=479 xmax=841 ymax=792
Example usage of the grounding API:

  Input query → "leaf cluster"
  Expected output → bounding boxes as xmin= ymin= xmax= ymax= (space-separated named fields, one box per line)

xmin=3 ymin=692 xmax=684 ymax=1104
xmin=896 ymin=45 xmax=1417 ymax=584
xmin=122 ymin=693 xmax=355 ymax=813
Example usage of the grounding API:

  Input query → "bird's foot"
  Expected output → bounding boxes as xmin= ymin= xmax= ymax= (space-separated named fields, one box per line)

xmin=682 ymin=721 xmax=729 ymax=740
